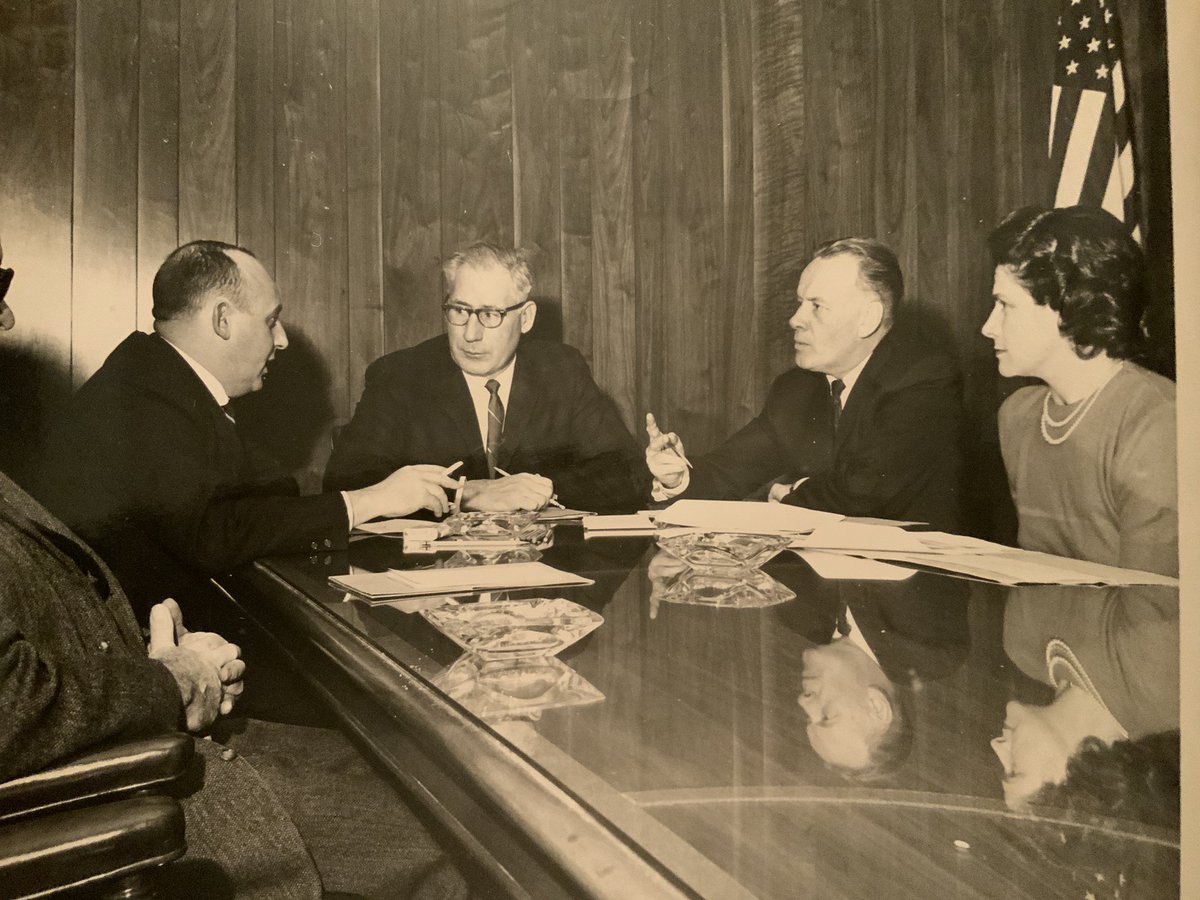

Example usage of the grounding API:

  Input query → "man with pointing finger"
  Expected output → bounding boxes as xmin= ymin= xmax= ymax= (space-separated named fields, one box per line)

xmin=646 ymin=238 xmax=965 ymax=532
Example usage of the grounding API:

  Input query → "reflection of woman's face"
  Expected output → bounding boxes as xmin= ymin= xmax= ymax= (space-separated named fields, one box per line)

xmin=990 ymin=699 xmax=1073 ymax=808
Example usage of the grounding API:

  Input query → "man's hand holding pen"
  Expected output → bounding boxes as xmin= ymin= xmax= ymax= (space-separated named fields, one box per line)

xmin=458 ymin=465 xmax=557 ymax=512
xmin=644 ymin=412 xmax=692 ymax=494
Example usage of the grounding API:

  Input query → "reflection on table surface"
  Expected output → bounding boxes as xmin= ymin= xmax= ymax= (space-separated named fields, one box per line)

xmin=248 ymin=525 xmax=1180 ymax=900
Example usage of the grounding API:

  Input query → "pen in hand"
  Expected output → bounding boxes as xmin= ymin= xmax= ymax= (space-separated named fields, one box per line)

xmin=493 ymin=466 xmax=565 ymax=509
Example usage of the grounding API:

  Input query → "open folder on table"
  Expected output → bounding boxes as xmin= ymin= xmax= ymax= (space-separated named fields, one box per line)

xmin=330 ymin=561 xmax=595 ymax=601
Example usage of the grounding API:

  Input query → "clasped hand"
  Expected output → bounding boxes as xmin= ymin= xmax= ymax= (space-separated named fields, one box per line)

xmin=148 ymin=598 xmax=244 ymax=732
xmin=461 ymin=472 xmax=554 ymax=511
xmin=644 ymin=412 xmax=689 ymax=490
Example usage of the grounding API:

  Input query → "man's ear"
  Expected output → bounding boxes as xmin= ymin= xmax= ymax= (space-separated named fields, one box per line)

xmin=519 ymin=299 xmax=537 ymax=334
xmin=857 ymin=297 xmax=884 ymax=338
xmin=864 ymin=685 xmax=894 ymax=726
xmin=212 ymin=299 xmax=233 ymax=340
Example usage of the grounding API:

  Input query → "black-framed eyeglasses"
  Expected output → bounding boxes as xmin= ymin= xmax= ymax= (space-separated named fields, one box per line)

xmin=442 ymin=300 xmax=528 ymax=329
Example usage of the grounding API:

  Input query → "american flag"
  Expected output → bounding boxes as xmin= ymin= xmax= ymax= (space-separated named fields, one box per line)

xmin=1050 ymin=0 xmax=1140 ymax=242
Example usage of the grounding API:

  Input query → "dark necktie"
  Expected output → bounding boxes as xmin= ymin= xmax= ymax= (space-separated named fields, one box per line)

xmin=222 ymin=404 xmax=236 ymax=425
xmin=485 ymin=379 xmax=505 ymax=478
xmin=829 ymin=378 xmax=845 ymax=432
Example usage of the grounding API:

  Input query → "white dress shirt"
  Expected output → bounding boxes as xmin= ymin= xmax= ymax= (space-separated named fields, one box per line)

xmin=461 ymin=358 xmax=516 ymax=450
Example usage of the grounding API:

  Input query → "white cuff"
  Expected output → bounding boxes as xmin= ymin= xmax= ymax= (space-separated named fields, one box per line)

xmin=651 ymin=469 xmax=691 ymax=502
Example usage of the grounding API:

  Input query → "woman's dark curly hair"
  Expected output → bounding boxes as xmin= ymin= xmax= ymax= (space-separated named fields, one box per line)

xmin=1029 ymin=730 xmax=1180 ymax=830
xmin=988 ymin=205 xmax=1147 ymax=361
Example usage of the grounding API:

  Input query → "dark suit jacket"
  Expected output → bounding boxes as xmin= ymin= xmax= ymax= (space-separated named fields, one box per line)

xmin=681 ymin=324 xmax=965 ymax=532
xmin=325 ymin=335 xmax=650 ymax=513
xmin=39 ymin=332 xmax=348 ymax=618
xmin=0 ymin=471 xmax=180 ymax=780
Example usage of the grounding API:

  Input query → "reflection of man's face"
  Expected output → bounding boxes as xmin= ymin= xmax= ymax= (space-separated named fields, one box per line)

xmin=445 ymin=263 xmax=534 ymax=377
xmin=990 ymin=699 xmax=1073 ymax=809
xmin=799 ymin=642 xmax=891 ymax=771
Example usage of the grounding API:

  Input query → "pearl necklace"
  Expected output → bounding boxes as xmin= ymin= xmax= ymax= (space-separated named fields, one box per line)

xmin=1039 ymin=363 xmax=1123 ymax=445
xmin=1045 ymin=638 xmax=1129 ymax=739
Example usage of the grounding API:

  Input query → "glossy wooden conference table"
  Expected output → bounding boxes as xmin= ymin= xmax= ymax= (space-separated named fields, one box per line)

xmin=222 ymin=525 xmax=1180 ymax=900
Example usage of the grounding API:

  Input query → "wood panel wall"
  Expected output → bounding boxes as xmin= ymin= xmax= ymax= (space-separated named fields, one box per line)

xmin=0 ymin=0 xmax=1174 ymax=506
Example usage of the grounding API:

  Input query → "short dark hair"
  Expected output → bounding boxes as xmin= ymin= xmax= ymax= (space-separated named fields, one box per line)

xmin=811 ymin=237 xmax=904 ymax=325
xmin=152 ymin=240 xmax=256 ymax=322
xmin=988 ymin=205 xmax=1146 ymax=360
xmin=443 ymin=242 xmax=533 ymax=302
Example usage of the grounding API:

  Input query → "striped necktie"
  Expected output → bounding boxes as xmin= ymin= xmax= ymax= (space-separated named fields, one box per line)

xmin=485 ymin=378 xmax=505 ymax=478
xmin=829 ymin=378 xmax=845 ymax=432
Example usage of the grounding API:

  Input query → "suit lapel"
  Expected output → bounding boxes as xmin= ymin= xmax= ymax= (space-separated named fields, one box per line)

xmin=495 ymin=353 xmax=534 ymax=471
xmin=832 ymin=335 xmax=893 ymax=453
xmin=437 ymin=361 xmax=489 ymax=469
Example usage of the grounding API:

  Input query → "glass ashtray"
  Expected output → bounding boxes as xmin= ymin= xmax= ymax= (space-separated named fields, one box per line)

xmin=421 ymin=597 xmax=603 ymax=659
xmin=433 ymin=654 xmax=604 ymax=722
xmin=659 ymin=567 xmax=796 ymax=609
xmin=656 ymin=531 xmax=792 ymax=570
xmin=442 ymin=511 xmax=553 ymax=547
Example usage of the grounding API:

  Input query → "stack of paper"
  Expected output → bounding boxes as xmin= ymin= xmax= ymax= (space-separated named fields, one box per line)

xmin=653 ymin=500 xmax=843 ymax=534
xmin=331 ymin=562 xmax=595 ymax=602
xmin=786 ymin=524 xmax=1178 ymax=587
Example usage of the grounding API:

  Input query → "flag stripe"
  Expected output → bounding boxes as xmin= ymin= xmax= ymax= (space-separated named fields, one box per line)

xmin=1049 ymin=84 xmax=1062 ymax=155
xmin=1054 ymin=89 xmax=1106 ymax=207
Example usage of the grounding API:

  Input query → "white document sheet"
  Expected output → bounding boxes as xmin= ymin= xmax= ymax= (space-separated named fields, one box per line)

xmin=794 ymin=550 xmax=916 ymax=581
xmin=330 ymin=562 xmax=595 ymax=600
xmin=855 ymin=548 xmax=1178 ymax=587
xmin=653 ymin=499 xmax=843 ymax=534
xmin=791 ymin=522 xmax=930 ymax=552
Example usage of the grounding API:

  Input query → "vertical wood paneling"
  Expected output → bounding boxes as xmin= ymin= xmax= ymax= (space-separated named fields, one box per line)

xmin=0 ymin=1 xmax=1175 ymax=517
xmin=511 ymin=0 xmax=562 ymax=324
xmin=589 ymin=1 xmax=637 ymax=427
xmin=439 ymin=0 xmax=514 ymax=253
xmin=0 ymin=0 xmax=75 ymax=484
xmin=557 ymin=2 xmax=593 ymax=358
xmin=750 ymin=0 xmax=807 ymax=398
xmin=661 ymin=0 xmax=725 ymax=452
xmin=721 ymin=0 xmax=758 ymax=428
xmin=873 ymin=0 xmax=917 ymax=290
xmin=948 ymin=1 xmax=998 ymax=410
xmin=274 ymin=0 xmax=348 ymax=457
xmin=379 ymin=0 xmax=442 ymax=351
xmin=344 ymin=0 xmax=383 ymax=407
xmin=236 ymin=0 xmax=276 ymax=271
xmin=631 ymin=0 xmax=666 ymax=431
xmin=137 ymin=0 xmax=180 ymax=331
xmin=72 ymin=0 xmax=139 ymax=382
xmin=179 ymin=0 xmax=237 ymax=243
xmin=912 ymin=0 xmax=951 ymax=319
xmin=803 ymin=0 xmax=875 ymax=244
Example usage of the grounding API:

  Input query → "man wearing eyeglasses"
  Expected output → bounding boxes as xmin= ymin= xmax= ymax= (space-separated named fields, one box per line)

xmin=326 ymin=242 xmax=649 ymax=513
